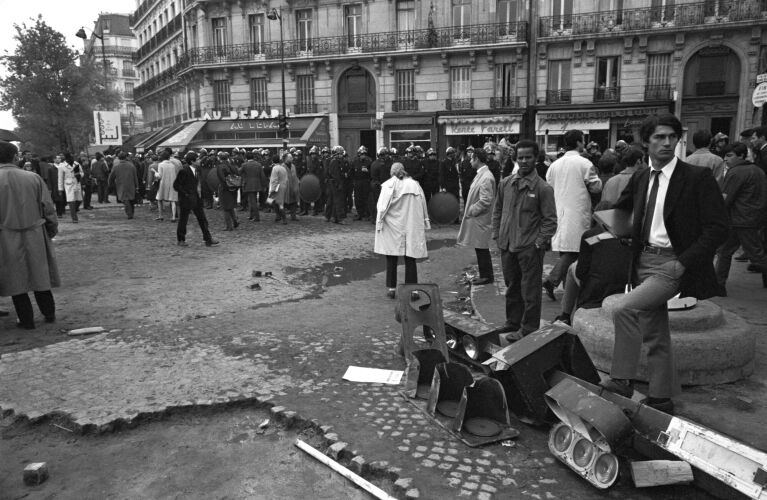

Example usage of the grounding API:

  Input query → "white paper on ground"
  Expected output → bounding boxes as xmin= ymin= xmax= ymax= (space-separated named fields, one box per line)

xmin=342 ymin=366 xmax=403 ymax=385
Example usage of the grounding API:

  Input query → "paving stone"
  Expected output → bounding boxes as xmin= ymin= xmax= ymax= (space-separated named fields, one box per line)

xmin=327 ymin=441 xmax=348 ymax=460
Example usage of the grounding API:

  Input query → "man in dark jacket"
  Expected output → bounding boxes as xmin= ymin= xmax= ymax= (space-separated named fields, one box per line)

xmin=601 ymin=114 xmax=728 ymax=414
xmin=92 ymin=152 xmax=110 ymax=203
xmin=108 ymin=152 xmax=139 ymax=219
xmin=351 ymin=146 xmax=372 ymax=220
xmin=325 ymin=146 xmax=348 ymax=224
xmin=240 ymin=151 xmax=267 ymax=221
xmin=714 ymin=142 xmax=767 ymax=290
xmin=174 ymin=152 xmax=218 ymax=247
xmin=458 ymin=146 xmax=476 ymax=207
xmin=306 ymin=146 xmax=325 ymax=215
xmin=422 ymin=148 xmax=440 ymax=203
xmin=369 ymin=147 xmax=389 ymax=221
xmin=439 ymin=147 xmax=460 ymax=201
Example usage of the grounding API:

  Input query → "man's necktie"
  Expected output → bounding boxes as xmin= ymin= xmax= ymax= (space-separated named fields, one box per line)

xmin=642 ymin=170 xmax=661 ymax=244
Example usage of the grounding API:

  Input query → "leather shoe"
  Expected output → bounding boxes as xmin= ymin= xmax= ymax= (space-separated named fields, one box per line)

xmin=471 ymin=277 xmax=493 ymax=286
xmin=44 ymin=314 xmax=55 ymax=323
xmin=553 ymin=313 xmax=571 ymax=326
xmin=16 ymin=320 xmax=35 ymax=330
xmin=643 ymin=397 xmax=675 ymax=415
xmin=543 ymin=280 xmax=557 ymax=301
xmin=600 ymin=378 xmax=634 ymax=398
xmin=205 ymin=240 xmax=220 ymax=247
xmin=177 ymin=241 xmax=189 ymax=247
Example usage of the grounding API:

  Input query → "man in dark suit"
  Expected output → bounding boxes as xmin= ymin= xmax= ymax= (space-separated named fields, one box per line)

xmin=240 ymin=151 xmax=267 ymax=222
xmin=601 ymin=113 xmax=728 ymax=414
xmin=173 ymin=151 xmax=219 ymax=247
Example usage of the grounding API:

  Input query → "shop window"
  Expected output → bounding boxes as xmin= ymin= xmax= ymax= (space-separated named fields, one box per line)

xmin=213 ymin=79 xmax=231 ymax=111
xmin=390 ymin=130 xmax=431 ymax=152
xmin=296 ymin=9 xmax=313 ymax=52
xmin=212 ymin=18 xmax=228 ymax=55
xmin=645 ymin=53 xmax=671 ymax=100
xmin=249 ymin=14 xmax=265 ymax=55
xmin=452 ymin=0 xmax=472 ymax=39
xmin=297 ymin=75 xmax=315 ymax=113
xmin=250 ymin=78 xmax=268 ymax=110
xmin=345 ymin=4 xmax=363 ymax=48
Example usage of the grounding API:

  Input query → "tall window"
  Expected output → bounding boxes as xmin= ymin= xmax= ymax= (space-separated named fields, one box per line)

xmin=547 ymin=59 xmax=571 ymax=103
xmin=395 ymin=70 xmax=415 ymax=110
xmin=250 ymin=78 xmax=268 ymax=109
xmin=452 ymin=0 xmax=472 ymax=39
xmin=296 ymin=75 xmax=315 ymax=113
xmin=497 ymin=0 xmax=517 ymax=24
xmin=552 ymin=0 xmax=573 ymax=30
xmin=495 ymin=64 xmax=516 ymax=107
xmin=646 ymin=53 xmax=671 ymax=99
xmin=190 ymin=24 xmax=198 ymax=49
xmin=450 ymin=66 xmax=471 ymax=98
xmin=296 ymin=9 xmax=313 ymax=51
xmin=651 ymin=0 xmax=675 ymax=23
xmin=396 ymin=0 xmax=415 ymax=44
xmin=124 ymin=82 xmax=134 ymax=99
xmin=212 ymin=18 xmax=228 ymax=55
xmin=249 ymin=14 xmax=265 ymax=54
xmin=345 ymin=4 xmax=363 ymax=48
xmin=213 ymin=79 xmax=231 ymax=111
xmin=596 ymin=57 xmax=620 ymax=101
xmin=102 ymin=18 xmax=111 ymax=33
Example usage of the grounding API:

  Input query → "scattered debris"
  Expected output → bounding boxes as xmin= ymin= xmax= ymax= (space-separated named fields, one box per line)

xmin=343 ymin=366 xmax=403 ymax=385
xmin=295 ymin=439 xmax=397 ymax=500
xmin=736 ymin=396 xmax=753 ymax=405
xmin=23 ymin=462 xmax=49 ymax=486
xmin=258 ymin=419 xmax=270 ymax=429
xmin=67 ymin=326 xmax=106 ymax=336
xmin=52 ymin=423 xmax=74 ymax=433
xmin=264 ymin=271 xmax=272 ymax=277
xmin=252 ymin=271 xmax=262 ymax=277
xmin=248 ymin=283 xmax=262 ymax=290
xmin=501 ymin=440 xmax=516 ymax=447
xmin=630 ymin=461 xmax=694 ymax=488
xmin=333 ymin=266 xmax=344 ymax=272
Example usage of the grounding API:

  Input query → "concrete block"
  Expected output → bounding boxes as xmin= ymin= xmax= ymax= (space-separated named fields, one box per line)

xmin=23 ymin=462 xmax=49 ymax=486
xmin=327 ymin=441 xmax=347 ymax=460
xmin=406 ymin=488 xmax=420 ymax=499
xmin=349 ymin=455 xmax=367 ymax=474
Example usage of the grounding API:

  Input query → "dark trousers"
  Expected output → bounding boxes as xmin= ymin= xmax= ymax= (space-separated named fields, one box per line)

xmin=83 ymin=183 xmax=93 ymax=208
xmin=324 ymin=182 xmax=346 ymax=221
xmin=68 ymin=201 xmax=80 ymax=222
xmin=344 ymin=179 xmax=354 ymax=211
xmin=201 ymin=175 xmax=214 ymax=208
xmin=246 ymin=192 xmax=261 ymax=220
xmin=55 ymin=200 xmax=66 ymax=217
xmin=123 ymin=199 xmax=135 ymax=218
xmin=548 ymin=251 xmax=579 ymax=287
xmin=501 ymin=246 xmax=544 ymax=335
xmin=97 ymin=181 xmax=109 ymax=203
xmin=353 ymin=180 xmax=370 ymax=218
xmin=223 ymin=209 xmax=238 ymax=230
xmin=369 ymin=183 xmax=381 ymax=221
xmin=12 ymin=290 xmax=55 ymax=326
xmin=475 ymin=248 xmax=494 ymax=280
xmin=716 ymin=226 xmax=767 ymax=285
xmin=461 ymin=183 xmax=471 ymax=209
xmin=385 ymin=255 xmax=418 ymax=288
xmin=177 ymin=200 xmax=212 ymax=243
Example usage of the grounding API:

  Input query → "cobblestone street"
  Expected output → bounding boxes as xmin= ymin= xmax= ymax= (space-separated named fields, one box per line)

xmin=0 ymin=201 xmax=755 ymax=499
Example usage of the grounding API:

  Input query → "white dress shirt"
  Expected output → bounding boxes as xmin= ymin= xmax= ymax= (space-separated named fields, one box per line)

xmin=646 ymin=156 xmax=677 ymax=248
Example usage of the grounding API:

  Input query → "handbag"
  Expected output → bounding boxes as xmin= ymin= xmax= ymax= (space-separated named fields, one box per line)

xmin=225 ymin=173 xmax=242 ymax=191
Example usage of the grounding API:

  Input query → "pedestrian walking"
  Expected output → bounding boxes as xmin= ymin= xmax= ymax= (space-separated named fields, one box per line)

xmin=156 ymin=150 xmax=179 ymax=221
xmin=240 ymin=151 xmax=267 ymax=222
xmin=0 ymin=141 xmax=60 ymax=329
xmin=457 ymin=149 xmax=496 ymax=285
xmin=544 ymin=129 xmax=603 ymax=299
xmin=58 ymin=153 xmax=83 ymax=223
xmin=174 ymin=151 xmax=219 ymax=247
xmin=374 ymin=162 xmax=430 ymax=298
xmin=92 ymin=152 xmax=110 ymax=203
xmin=108 ymin=152 xmax=139 ymax=219
xmin=491 ymin=140 xmax=557 ymax=338
xmin=80 ymin=153 xmax=94 ymax=209
xmin=601 ymin=113 xmax=728 ymax=414
xmin=216 ymin=152 xmax=240 ymax=230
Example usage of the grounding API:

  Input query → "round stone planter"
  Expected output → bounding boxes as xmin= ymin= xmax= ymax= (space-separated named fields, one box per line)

xmin=572 ymin=294 xmax=755 ymax=386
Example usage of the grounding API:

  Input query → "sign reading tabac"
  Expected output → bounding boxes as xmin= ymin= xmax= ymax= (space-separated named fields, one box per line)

xmin=93 ymin=111 xmax=122 ymax=146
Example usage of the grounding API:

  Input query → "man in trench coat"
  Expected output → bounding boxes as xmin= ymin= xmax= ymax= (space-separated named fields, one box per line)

xmin=0 ymin=141 xmax=60 ymax=329
xmin=108 ymin=152 xmax=139 ymax=219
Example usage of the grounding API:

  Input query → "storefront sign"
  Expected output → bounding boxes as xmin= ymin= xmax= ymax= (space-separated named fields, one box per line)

xmin=753 ymin=82 xmax=767 ymax=107
xmin=93 ymin=110 xmax=122 ymax=146
xmin=445 ymin=121 xmax=520 ymax=135
xmin=536 ymin=118 xmax=610 ymax=135
xmin=201 ymin=108 xmax=285 ymax=120
xmin=206 ymin=120 xmax=279 ymax=132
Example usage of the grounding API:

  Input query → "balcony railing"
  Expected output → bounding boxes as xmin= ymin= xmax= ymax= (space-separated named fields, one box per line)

xmin=490 ymin=96 xmax=521 ymax=109
xmin=184 ymin=22 xmax=527 ymax=67
xmin=446 ymin=98 xmax=474 ymax=111
xmin=129 ymin=0 xmax=152 ymax=26
xmin=539 ymin=0 xmax=767 ymax=37
xmin=696 ymin=81 xmax=726 ymax=96
xmin=392 ymin=99 xmax=419 ymax=112
xmin=134 ymin=59 xmax=188 ymax=101
xmin=294 ymin=103 xmax=317 ymax=114
xmin=122 ymin=68 xmax=136 ymax=78
xmin=645 ymin=84 xmax=673 ymax=101
xmin=133 ymin=14 xmax=183 ymax=62
xmin=594 ymin=86 xmax=620 ymax=102
xmin=546 ymin=89 xmax=572 ymax=104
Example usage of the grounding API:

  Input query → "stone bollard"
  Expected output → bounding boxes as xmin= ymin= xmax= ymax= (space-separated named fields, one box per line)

xmin=573 ymin=294 xmax=754 ymax=385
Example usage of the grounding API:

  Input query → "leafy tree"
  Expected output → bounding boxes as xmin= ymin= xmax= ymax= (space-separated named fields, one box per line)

xmin=0 ymin=15 xmax=120 ymax=156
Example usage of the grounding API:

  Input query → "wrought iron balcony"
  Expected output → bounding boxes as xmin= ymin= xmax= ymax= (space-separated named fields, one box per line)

xmin=546 ymin=89 xmax=572 ymax=105
xmin=446 ymin=98 xmax=474 ymax=111
xmin=294 ymin=103 xmax=317 ymax=114
xmin=392 ymin=99 xmax=419 ymax=112
xmin=184 ymin=22 xmax=527 ymax=67
xmin=539 ymin=0 xmax=767 ymax=38
xmin=645 ymin=84 xmax=674 ymax=101
xmin=696 ymin=81 xmax=727 ymax=96
xmin=490 ymin=96 xmax=521 ymax=109
xmin=133 ymin=14 xmax=183 ymax=62
xmin=122 ymin=68 xmax=136 ymax=78
xmin=594 ymin=86 xmax=620 ymax=102
xmin=134 ymin=60 xmax=187 ymax=101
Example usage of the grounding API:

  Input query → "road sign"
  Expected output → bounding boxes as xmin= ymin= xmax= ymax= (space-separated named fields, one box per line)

xmin=753 ymin=82 xmax=767 ymax=107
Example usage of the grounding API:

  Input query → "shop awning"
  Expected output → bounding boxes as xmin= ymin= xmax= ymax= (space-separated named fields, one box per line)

xmin=134 ymin=123 xmax=187 ymax=152
xmin=121 ymin=131 xmax=154 ymax=150
xmin=300 ymin=117 xmax=330 ymax=146
xmin=158 ymin=121 xmax=206 ymax=150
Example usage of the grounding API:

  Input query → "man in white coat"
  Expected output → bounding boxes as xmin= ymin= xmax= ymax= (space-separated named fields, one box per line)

xmin=544 ymin=130 xmax=602 ymax=299
xmin=457 ymin=149 xmax=497 ymax=285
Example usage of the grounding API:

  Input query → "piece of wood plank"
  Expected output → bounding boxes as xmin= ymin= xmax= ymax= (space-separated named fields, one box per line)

xmin=631 ymin=460 xmax=694 ymax=488
xmin=294 ymin=439 xmax=397 ymax=500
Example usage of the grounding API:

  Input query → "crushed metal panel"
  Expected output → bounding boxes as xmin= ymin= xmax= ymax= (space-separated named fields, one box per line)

xmin=402 ymin=348 xmax=446 ymax=399
xmin=397 ymin=284 xmax=449 ymax=361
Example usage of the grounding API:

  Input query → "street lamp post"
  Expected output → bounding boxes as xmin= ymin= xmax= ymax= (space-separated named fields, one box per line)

xmin=267 ymin=8 xmax=288 ymax=150
xmin=76 ymin=26 xmax=108 ymax=84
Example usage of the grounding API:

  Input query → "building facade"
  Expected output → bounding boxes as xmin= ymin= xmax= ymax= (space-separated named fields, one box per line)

xmin=131 ymin=0 xmax=767 ymax=154
xmin=82 ymin=13 xmax=143 ymax=138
